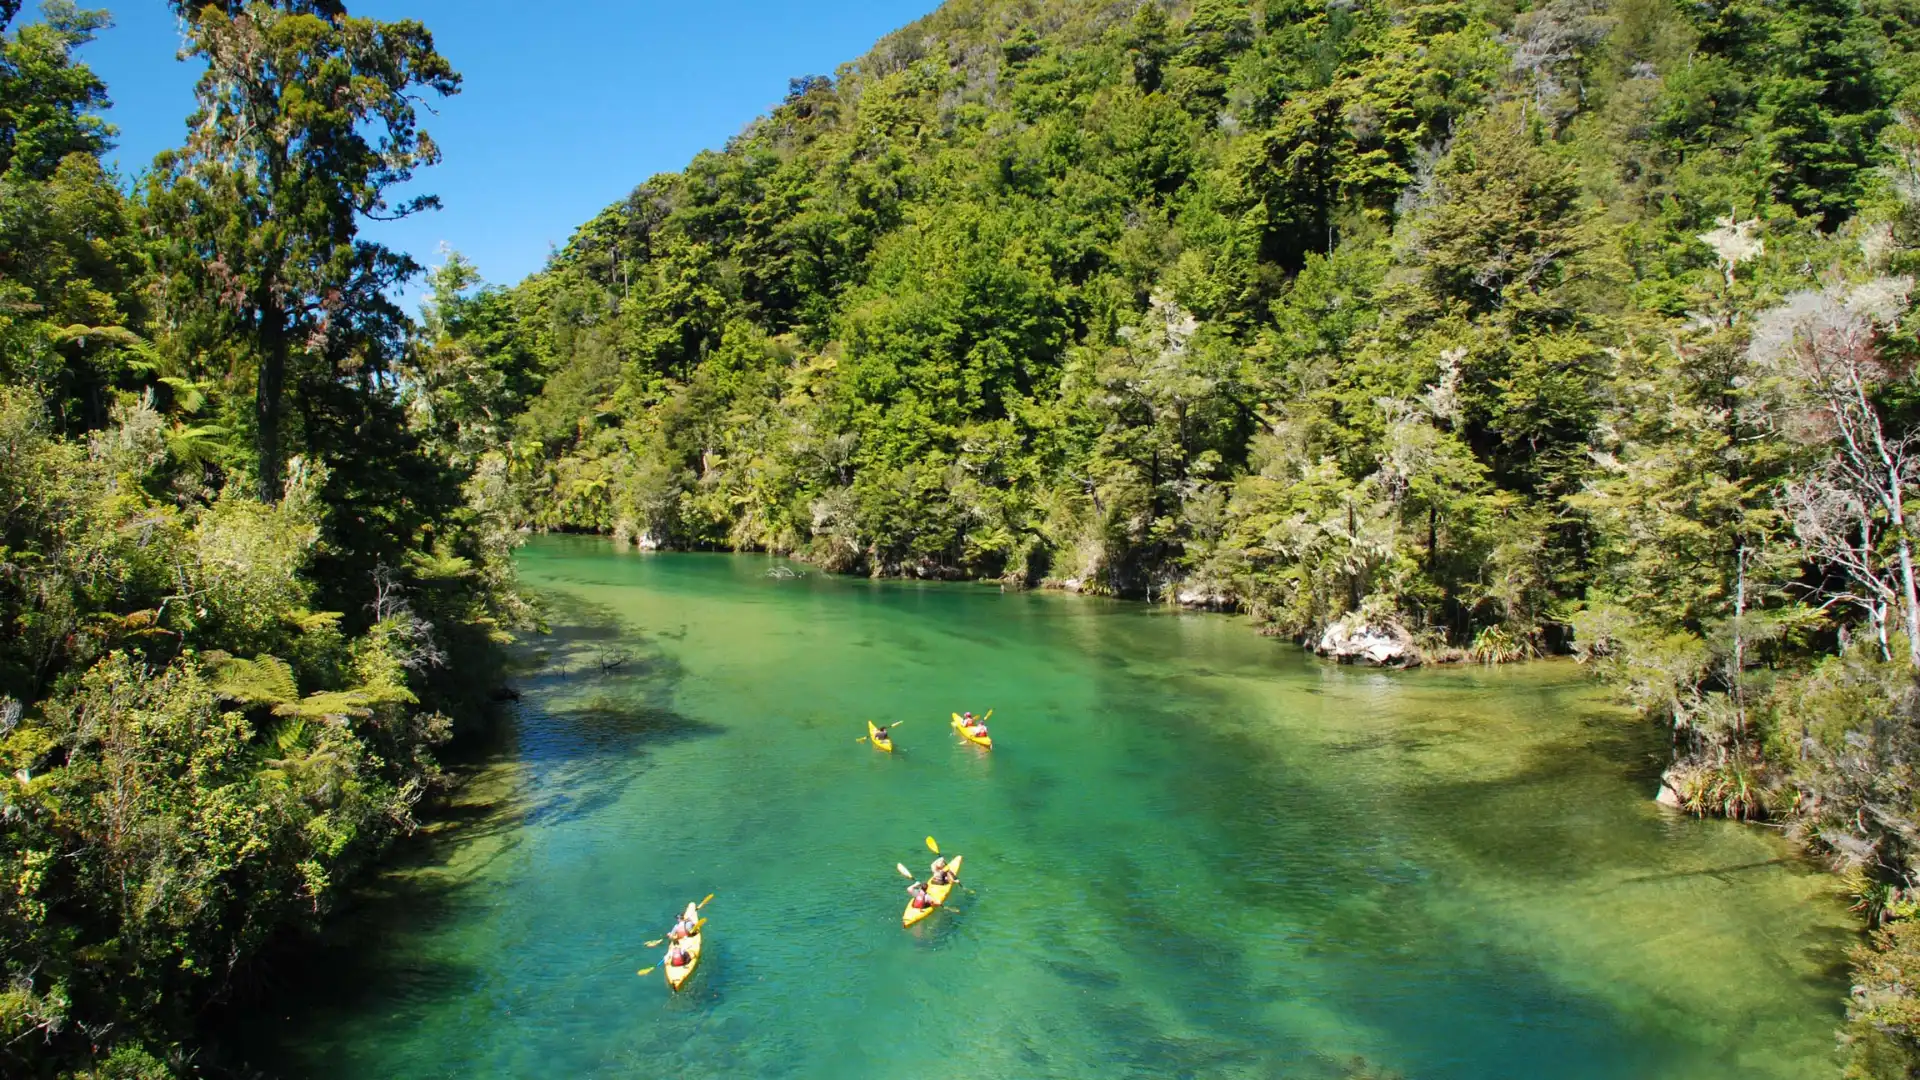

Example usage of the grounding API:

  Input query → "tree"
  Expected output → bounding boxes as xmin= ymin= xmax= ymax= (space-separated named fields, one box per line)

xmin=149 ymin=2 xmax=458 ymax=500
xmin=1757 ymin=0 xmax=1888 ymax=228
xmin=1123 ymin=2 xmax=1173 ymax=93
xmin=0 ymin=1 xmax=111 ymax=182
xmin=1752 ymin=277 xmax=1920 ymax=666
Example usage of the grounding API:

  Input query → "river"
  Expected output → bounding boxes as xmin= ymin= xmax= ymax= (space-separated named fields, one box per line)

xmin=238 ymin=536 xmax=1854 ymax=1079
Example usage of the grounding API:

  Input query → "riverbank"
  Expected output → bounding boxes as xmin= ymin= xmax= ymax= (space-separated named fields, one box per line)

xmin=603 ymin=527 xmax=1465 ymax=668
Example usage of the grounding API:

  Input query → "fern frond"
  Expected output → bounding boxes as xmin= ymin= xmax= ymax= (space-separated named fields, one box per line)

xmin=211 ymin=655 xmax=299 ymax=708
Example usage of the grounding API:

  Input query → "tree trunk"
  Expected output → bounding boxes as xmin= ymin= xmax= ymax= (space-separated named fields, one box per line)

xmin=257 ymin=298 xmax=288 ymax=502
xmin=1731 ymin=546 xmax=1748 ymax=737
xmin=1898 ymin=531 xmax=1920 ymax=670
xmin=1348 ymin=502 xmax=1360 ymax=610
xmin=1427 ymin=504 xmax=1438 ymax=576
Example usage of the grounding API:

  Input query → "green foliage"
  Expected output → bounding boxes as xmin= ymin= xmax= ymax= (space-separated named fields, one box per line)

xmin=0 ymin=2 xmax=112 ymax=182
xmin=145 ymin=0 xmax=459 ymax=502
xmin=4 ymin=0 xmax=1909 ymax=1069
xmin=462 ymin=0 xmax=1800 ymax=652
xmin=0 ymin=4 xmax=525 ymax=1077
xmin=423 ymin=0 xmax=1920 ymax=1060
xmin=1848 ymin=918 xmax=1920 ymax=1077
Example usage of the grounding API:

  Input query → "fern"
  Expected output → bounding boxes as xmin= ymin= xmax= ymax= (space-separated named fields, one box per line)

xmin=277 ymin=689 xmax=374 ymax=720
xmin=209 ymin=654 xmax=299 ymax=708
xmin=284 ymin=609 xmax=344 ymax=633
xmin=211 ymin=652 xmax=415 ymax=720
xmin=165 ymin=422 xmax=236 ymax=466
xmin=408 ymin=550 xmax=474 ymax=580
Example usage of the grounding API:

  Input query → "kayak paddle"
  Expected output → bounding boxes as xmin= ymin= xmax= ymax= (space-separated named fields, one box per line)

xmin=925 ymin=835 xmax=940 ymax=855
xmin=896 ymin=862 xmax=914 ymax=879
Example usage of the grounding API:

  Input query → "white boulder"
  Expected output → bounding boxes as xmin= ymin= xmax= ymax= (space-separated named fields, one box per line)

xmin=1314 ymin=616 xmax=1420 ymax=668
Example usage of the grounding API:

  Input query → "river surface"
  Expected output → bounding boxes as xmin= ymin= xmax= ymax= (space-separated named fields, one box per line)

xmin=242 ymin=537 xmax=1854 ymax=1079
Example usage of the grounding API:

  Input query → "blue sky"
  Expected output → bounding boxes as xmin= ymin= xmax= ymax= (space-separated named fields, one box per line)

xmin=76 ymin=0 xmax=940 ymax=300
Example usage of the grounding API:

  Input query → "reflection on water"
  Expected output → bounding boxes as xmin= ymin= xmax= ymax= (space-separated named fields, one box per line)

xmin=230 ymin=538 xmax=1853 ymax=1079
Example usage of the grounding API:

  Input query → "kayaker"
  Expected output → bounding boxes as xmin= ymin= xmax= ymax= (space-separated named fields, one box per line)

xmin=930 ymin=857 xmax=956 ymax=886
xmin=906 ymin=881 xmax=933 ymax=910
xmin=666 ymin=942 xmax=692 ymax=968
xmin=874 ymin=724 xmax=890 ymax=741
xmin=668 ymin=903 xmax=699 ymax=942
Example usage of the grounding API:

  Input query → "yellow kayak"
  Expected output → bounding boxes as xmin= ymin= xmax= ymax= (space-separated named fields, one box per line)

xmin=902 ymin=854 xmax=963 ymax=927
xmin=868 ymin=721 xmax=893 ymax=753
xmin=665 ymin=921 xmax=704 ymax=991
xmin=951 ymin=712 xmax=992 ymax=749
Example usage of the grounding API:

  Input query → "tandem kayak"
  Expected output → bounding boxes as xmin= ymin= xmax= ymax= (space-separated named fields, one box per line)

xmin=951 ymin=713 xmax=992 ymax=749
xmin=902 ymin=854 xmax=963 ymax=928
xmin=666 ymin=921 xmax=704 ymax=991
xmin=869 ymin=721 xmax=893 ymax=752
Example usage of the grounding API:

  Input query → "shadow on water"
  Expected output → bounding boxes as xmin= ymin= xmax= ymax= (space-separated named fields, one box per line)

xmin=204 ymin=595 xmax=721 ymax=1077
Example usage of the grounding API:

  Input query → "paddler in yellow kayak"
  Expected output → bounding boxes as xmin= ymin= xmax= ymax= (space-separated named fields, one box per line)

xmin=959 ymin=711 xmax=989 ymax=740
xmin=906 ymin=880 xmax=935 ymax=912
xmin=666 ymin=903 xmax=699 ymax=943
xmin=929 ymin=857 xmax=956 ymax=887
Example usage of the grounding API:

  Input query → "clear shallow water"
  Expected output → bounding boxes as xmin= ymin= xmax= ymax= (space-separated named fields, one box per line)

xmin=238 ymin=537 xmax=1854 ymax=1079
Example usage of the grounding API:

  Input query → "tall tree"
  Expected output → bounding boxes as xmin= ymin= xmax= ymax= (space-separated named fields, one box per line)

xmin=149 ymin=1 xmax=458 ymax=499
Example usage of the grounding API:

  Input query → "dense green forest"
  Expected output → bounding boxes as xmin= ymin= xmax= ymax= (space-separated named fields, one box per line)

xmin=8 ymin=0 xmax=1920 ymax=1073
xmin=418 ymin=0 xmax=1920 ymax=1072
xmin=0 ymin=1 xmax=527 ymax=1076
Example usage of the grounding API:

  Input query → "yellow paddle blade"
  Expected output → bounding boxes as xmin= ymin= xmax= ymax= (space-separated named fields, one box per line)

xmin=896 ymin=862 xmax=914 ymax=878
xmin=855 ymin=736 xmax=867 ymax=743
xmin=699 ymin=893 xmax=715 ymax=907
xmin=891 ymin=720 xmax=906 ymax=729
xmin=983 ymin=709 xmax=993 ymax=722
xmin=644 ymin=938 xmax=664 ymax=948
xmin=925 ymin=836 xmax=940 ymax=854
xmin=636 ymin=966 xmax=657 ymax=977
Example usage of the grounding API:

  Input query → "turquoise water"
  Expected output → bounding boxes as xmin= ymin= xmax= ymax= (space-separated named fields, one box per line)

xmin=240 ymin=538 xmax=1853 ymax=1078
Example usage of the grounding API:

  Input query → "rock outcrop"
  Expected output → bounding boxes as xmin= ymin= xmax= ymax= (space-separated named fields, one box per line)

xmin=1313 ymin=616 xmax=1420 ymax=668
xmin=1174 ymin=585 xmax=1232 ymax=609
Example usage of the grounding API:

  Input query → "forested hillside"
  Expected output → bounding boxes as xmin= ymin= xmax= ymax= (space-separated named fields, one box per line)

xmin=428 ymin=0 xmax=1920 ymax=1070
xmin=0 ymin=2 xmax=527 ymax=1076
xmin=6 ymin=0 xmax=1920 ymax=1073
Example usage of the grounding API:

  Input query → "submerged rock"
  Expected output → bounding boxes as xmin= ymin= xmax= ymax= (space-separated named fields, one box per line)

xmin=1314 ymin=616 xmax=1420 ymax=668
